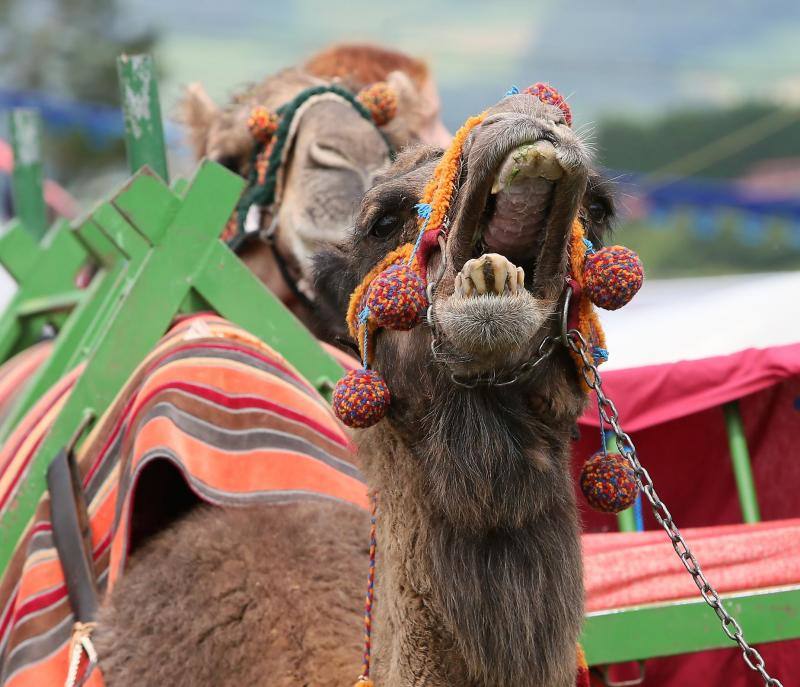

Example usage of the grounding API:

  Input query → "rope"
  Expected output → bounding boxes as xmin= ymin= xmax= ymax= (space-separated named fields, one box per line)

xmin=355 ymin=495 xmax=378 ymax=687
xmin=642 ymin=106 xmax=800 ymax=189
xmin=64 ymin=622 xmax=98 ymax=687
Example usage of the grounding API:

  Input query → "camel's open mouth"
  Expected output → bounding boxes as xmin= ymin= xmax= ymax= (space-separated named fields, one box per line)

xmin=433 ymin=134 xmax=585 ymax=372
xmin=457 ymin=139 xmax=563 ymax=297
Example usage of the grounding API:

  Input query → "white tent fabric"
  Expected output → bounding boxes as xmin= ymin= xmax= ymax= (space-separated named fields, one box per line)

xmin=600 ymin=271 xmax=800 ymax=371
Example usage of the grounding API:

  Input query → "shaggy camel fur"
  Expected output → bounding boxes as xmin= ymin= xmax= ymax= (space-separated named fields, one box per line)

xmin=97 ymin=91 xmax=615 ymax=686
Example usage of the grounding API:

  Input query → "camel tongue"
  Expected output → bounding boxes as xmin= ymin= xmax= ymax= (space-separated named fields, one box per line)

xmin=484 ymin=141 xmax=563 ymax=263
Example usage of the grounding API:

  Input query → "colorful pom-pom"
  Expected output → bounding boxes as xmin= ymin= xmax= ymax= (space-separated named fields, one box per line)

xmin=583 ymin=245 xmax=643 ymax=310
xmin=357 ymin=82 xmax=398 ymax=127
xmin=523 ymin=83 xmax=572 ymax=126
xmin=365 ymin=264 xmax=428 ymax=331
xmin=580 ymin=452 xmax=639 ymax=514
xmin=247 ymin=106 xmax=280 ymax=143
xmin=333 ymin=369 xmax=391 ymax=428
xmin=353 ymin=679 xmax=374 ymax=687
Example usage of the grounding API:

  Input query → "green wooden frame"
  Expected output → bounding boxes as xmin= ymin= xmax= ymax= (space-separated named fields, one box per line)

xmin=0 ymin=110 xmax=89 ymax=362
xmin=0 ymin=161 xmax=343 ymax=572
xmin=0 ymin=55 xmax=171 ymax=371
xmin=583 ymin=585 xmax=800 ymax=664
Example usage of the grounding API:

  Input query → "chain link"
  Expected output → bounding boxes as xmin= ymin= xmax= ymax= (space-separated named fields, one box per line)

xmin=566 ymin=328 xmax=783 ymax=687
xmin=447 ymin=334 xmax=558 ymax=388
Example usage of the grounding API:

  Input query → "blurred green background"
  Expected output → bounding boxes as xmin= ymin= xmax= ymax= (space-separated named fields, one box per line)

xmin=2 ymin=0 xmax=800 ymax=277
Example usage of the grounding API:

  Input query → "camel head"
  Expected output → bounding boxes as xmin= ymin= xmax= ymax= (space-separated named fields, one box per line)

xmin=317 ymin=85 xmax=616 ymax=531
xmin=180 ymin=68 xmax=425 ymax=317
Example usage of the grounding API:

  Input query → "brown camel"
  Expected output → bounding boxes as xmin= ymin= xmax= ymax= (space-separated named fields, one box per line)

xmin=96 ymin=89 xmax=615 ymax=686
xmin=180 ymin=44 xmax=449 ymax=341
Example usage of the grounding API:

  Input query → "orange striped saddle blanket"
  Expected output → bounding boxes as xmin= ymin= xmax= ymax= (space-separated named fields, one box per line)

xmin=0 ymin=316 xmax=366 ymax=686
xmin=0 ymin=342 xmax=54 ymax=427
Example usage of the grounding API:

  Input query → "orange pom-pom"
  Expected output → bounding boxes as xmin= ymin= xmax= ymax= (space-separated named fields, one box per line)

xmin=580 ymin=452 xmax=639 ymax=513
xmin=247 ymin=106 xmax=279 ymax=143
xmin=333 ymin=369 xmax=391 ymax=428
xmin=365 ymin=264 xmax=428 ymax=331
xmin=523 ymin=82 xmax=573 ymax=126
xmin=583 ymin=245 xmax=643 ymax=310
xmin=357 ymin=82 xmax=398 ymax=126
xmin=353 ymin=679 xmax=374 ymax=687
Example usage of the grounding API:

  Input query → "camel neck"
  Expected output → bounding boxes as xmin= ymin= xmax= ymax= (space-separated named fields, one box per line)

xmin=359 ymin=418 xmax=584 ymax=687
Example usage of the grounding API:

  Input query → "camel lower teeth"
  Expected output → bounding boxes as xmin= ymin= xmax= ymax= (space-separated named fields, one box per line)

xmin=455 ymin=253 xmax=523 ymax=297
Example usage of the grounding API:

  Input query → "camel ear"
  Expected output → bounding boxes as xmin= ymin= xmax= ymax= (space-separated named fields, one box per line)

xmin=178 ymin=82 xmax=220 ymax=158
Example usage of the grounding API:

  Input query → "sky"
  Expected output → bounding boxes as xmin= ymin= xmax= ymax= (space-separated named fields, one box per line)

xmin=119 ymin=0 xmax=800 ymax=130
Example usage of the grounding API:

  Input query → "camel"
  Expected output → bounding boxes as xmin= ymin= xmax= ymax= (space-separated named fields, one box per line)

xmin=95 ymin=86 xmax=616 ymax=686
xmin=180 ymin=44 xmax=449 ymax=341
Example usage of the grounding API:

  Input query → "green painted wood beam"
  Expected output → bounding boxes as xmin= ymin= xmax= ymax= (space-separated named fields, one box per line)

xmin=117 ymin=54 xmax=168 ymax=182
xmin=194 ymin=242 xmax=342 ymax=396
xmin=9 ymin=109 xmax=47 ymax=240
xmin=0 ymin=221 xmax=39 ymax=282
xmin=0 ymin=161 xmax=343 ymax=573
xmin=582 ymin=586 xmax=800 ymax=664
xmin=723 ymin=401 xmax=761 ymax=523
xmin=0 ymin=221 xmax=88 ymax=363
xmin=603 ymin=432 xmax=638 ymax=532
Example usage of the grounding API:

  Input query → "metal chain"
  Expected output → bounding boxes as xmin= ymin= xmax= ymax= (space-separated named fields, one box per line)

xmin=447 ymin=334 xmax=558 ymax=388
xmin=565 ymin=328 xmax=783 ymax=687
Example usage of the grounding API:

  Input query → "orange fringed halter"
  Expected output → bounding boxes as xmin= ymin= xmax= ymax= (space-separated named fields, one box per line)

xmin=567 ymin=217 xmax=608 ymax=388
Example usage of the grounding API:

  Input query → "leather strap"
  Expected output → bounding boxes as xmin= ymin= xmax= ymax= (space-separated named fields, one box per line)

xmin=47 ymin=448 xmax=99 ymax=622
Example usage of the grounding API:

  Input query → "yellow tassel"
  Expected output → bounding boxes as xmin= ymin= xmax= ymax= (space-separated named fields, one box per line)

xmin=354 ymin=678 xmax=374 ymax=687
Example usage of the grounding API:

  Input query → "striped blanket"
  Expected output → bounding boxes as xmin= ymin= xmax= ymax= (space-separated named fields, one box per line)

xmin=0 ymin=316 xmax=365 ymax=686
xmin=0 ymin=342 xmax=53 ymax=428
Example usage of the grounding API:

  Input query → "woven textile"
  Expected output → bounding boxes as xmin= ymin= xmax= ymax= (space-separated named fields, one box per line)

xmin=0 ymin=316 xmax=364 ymax=686
xmin=0 ymin=342 xmax=53 ymax=426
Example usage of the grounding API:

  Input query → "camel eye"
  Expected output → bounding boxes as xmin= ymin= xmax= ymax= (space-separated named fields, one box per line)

xmin=588 ymin=202 xmax=607 ymax=223
xmin=369 ymin=214 xmax=402 ymax=239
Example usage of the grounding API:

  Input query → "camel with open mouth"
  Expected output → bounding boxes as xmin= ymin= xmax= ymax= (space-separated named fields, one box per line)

xmin=96 ymin=86 xmax=616 ymax=686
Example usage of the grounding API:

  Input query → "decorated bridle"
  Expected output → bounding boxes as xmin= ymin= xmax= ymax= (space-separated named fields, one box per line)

xmin=331 ymin=84 xmax=643 ymax=429
xmin=221 ymin=81 xmax=399 ymax=307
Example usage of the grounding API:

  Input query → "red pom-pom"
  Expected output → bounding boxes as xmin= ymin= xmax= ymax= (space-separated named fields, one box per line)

xmin=523 ymin=83 xmax=572 ymax=126
xmin=357 ymin=82 xmax=398 ymax=126
xmin=580 ymin=452 xmax=639 ymax=513
xmin=365 ymin=264 xmax=428 ymax=331
xmin=248 ymin=106 xmax=280 ymax=143
xmin=333 ymin=369 xmax=391 ymax=428
xmin=584 ymin=245 xmax=643 ymax=310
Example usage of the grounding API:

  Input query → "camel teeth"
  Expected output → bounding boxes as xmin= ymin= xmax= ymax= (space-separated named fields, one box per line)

xmin=468 ymin=259 xmax=487 ymax=294
xmin=486 ymin=254 xmax=508 ymax=294
xmin=456 ymin=254 xmax=521 ymax=297
xmin=516 ymin=266 xmax=525 ymax=289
